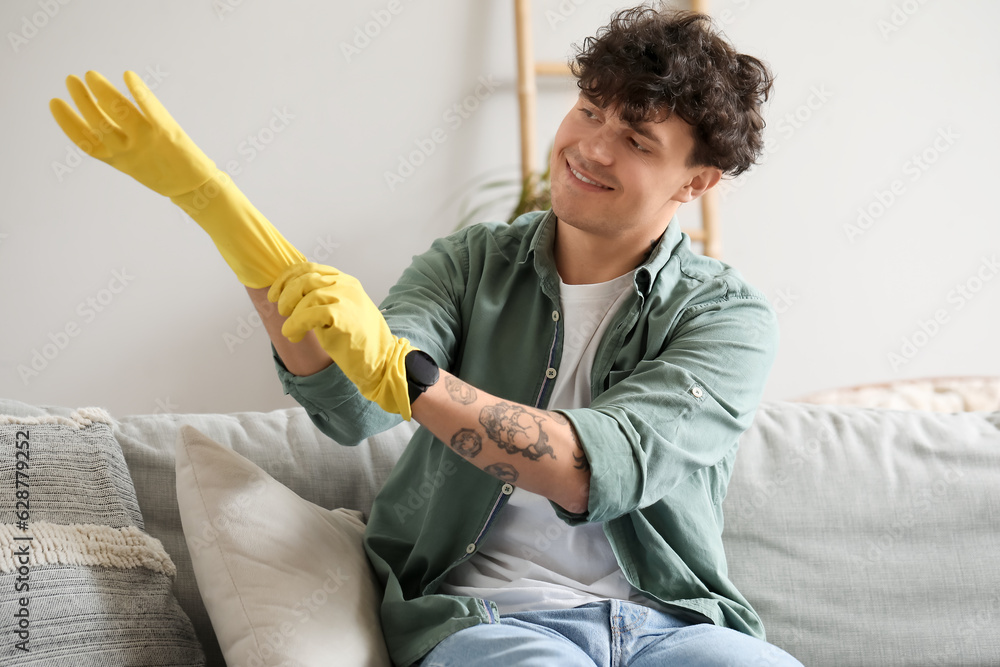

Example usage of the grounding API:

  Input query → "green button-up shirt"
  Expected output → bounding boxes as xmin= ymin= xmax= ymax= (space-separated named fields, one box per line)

xmin=273 ymin=209 xmax=780 ymax=667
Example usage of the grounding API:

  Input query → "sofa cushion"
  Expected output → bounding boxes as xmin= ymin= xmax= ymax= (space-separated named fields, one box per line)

xmin=723 ymin=401 xmax=1000 ymax=666
xmin=175 ymin=425 xmax=391 ymax=667
xmin=0 ymin=407 xmax=204 ymax=666
xmin=113 ymin=407 xmax=414 ymax=666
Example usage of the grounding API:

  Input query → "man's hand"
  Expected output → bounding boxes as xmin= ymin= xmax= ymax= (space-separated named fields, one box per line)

xmin=49 ymin=70 xmax=305 ymax=288
xmin=268 ymin=262 xmax=417 ymax=420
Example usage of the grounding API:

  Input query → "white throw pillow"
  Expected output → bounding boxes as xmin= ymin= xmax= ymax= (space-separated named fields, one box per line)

xmin=175 ymin=425 xmax=391 ymax=667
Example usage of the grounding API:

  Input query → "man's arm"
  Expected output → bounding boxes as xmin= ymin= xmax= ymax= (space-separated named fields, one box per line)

xmin=249 ymin=282 xmax=589 ymax=513
xmin=411 ymin=369 xmax=591 ymax=515
xmin=245 ymin=286 xmax=332 ymax=377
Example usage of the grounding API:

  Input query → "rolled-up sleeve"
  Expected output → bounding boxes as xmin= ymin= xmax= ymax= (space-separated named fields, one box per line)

xmin=556 ymin=289 xmax=780 ymax=525
xmin=272 ymin=344 xmax=401 ymax=445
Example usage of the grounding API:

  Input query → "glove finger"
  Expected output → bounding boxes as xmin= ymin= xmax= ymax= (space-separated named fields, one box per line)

xmin=85 ymin=70 xmax=148 ymax=137
xmin=268 ymin=262 xmax=317 ymax=304
xmin=49 ymin=97 xmax=109 ymax=159
xmin=275 ymin=271 xmax=340 ymax=317
xmin=267 ymin=261 xmax=340 ymax=305
xmin=280 ymin=303 xmax=337 ymax=345
xmin=66 ymin=74 xmax=125 ymax=145
xmin=123 ymin=70 xmax=181 ymax=133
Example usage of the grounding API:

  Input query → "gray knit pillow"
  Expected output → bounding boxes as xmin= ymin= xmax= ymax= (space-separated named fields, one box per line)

xmin=0 ymin=408 xmax=204 ymax=665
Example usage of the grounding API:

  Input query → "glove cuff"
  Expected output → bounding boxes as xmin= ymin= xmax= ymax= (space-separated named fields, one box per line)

xmin=358 ymin=337 xmax=418 ymax=422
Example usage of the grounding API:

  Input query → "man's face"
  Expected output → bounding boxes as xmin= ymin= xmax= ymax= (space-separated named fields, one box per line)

xmin=549 ymin=93 xmax=710 ymax=242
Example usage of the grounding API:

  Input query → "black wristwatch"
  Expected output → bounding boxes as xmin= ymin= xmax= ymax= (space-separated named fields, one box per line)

xmin=405 ymin=350 xmax=440 ymax=406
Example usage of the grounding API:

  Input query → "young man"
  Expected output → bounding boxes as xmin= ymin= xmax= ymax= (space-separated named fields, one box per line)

xmin=51 ymin=5 xmax=801 ymax=665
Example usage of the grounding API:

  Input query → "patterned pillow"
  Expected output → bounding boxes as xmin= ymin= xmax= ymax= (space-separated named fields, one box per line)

xmin=0 ymin=408 xmax=204 ymax=665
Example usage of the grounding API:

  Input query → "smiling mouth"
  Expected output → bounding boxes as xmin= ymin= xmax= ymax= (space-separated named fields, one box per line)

xmin=567 ymin=161 xmax=613 ymax=190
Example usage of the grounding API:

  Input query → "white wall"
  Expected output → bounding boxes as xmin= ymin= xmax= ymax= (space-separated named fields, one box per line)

xmin=1 ymin=0 xmax=997 ymax=416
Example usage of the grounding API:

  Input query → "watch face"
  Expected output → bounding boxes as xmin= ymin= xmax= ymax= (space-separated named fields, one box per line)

xmin=406 ymin=350 xmax=440 ymax=389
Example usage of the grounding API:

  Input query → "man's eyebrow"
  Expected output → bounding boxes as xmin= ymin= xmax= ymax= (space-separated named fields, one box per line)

xmin=628 ymin=121 xmax=663 ymax=147
xmin=580 ymin=93 xmax=663 ymax=147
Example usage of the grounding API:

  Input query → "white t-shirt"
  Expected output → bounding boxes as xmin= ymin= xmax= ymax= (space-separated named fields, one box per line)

xmin=439 ymin=270 xmax=665 ymax=614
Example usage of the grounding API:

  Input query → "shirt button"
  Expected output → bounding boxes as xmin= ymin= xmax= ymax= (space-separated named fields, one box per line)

xmin=466 ymin=543 xmax=477 ymax=554
xmin=552 ymin=310 xmax=560 ymax=322
xmin=501 ymin=483 xmax=514 ymax=495
xmin=546 ymin=368 xmax=557 ymax=379
xmin=691 ymin=386 xmax=704 ymax=398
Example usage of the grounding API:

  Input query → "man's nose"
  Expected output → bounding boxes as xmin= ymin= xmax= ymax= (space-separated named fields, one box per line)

xmin=578 ymin=125 xmax=614 ymax=165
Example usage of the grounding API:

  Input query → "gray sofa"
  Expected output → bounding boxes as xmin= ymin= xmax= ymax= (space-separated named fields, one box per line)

xmin=3 ymin=397 xmax=999 ymax=666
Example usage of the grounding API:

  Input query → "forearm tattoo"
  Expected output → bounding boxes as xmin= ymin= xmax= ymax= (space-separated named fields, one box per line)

xmin=450 ymin=428 xmax=482 ymax=459
xmin=445 ymin=375 xmax=478 ymax=405
xmin=479 ymin=401 xmax=556 ymax=461
xmin=440 ymin=377 xmax=586 ymax=487
xmin=568 ymin=424 xmax=588 ymax=471
xmin=484 ymin=462 xmax=519 ymax=483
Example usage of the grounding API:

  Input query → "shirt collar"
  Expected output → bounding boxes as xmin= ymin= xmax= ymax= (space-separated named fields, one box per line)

xmin=523 ymin=209 xmax=684 ymax=299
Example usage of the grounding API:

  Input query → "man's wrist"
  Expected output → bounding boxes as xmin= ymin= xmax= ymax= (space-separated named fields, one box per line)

xmin=405 ymin=349 xmax=440 ymax=405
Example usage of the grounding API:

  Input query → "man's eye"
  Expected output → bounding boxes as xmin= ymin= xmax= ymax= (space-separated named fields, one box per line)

xmin=579 ymin=107 xmax=597 ymax=119
xmin=630 ymin=138 xmax=649 ymax=153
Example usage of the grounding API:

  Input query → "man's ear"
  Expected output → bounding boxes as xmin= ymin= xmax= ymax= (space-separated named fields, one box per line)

xmin=675 ymin=167 xmax=723 ymax=202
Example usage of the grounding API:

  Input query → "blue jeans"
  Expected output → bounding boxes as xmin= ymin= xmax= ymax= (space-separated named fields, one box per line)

xmin=416 ymin=600 xmax=803 ymax=667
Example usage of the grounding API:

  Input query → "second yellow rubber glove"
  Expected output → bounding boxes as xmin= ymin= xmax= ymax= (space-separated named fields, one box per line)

xmin=49 ymin=70 xmax=304 ymax=288
xmin=269 ymin=262 xmax=417 ymax=421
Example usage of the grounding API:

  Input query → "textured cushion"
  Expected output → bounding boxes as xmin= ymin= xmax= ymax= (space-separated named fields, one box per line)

xmin=0 ymin=399 xmax=414 ymax=666
xmin=175 ymin=425 xmax=392 ymax=666
xmin=723 ymin=401 xmax=1000 ymax=666
xmin=0 ymin=408 xmax=204 ymax=666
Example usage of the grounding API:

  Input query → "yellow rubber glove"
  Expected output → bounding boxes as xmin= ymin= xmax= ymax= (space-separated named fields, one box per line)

xmin=49 ymin=70 xmax=305 ymax=288
xmin=269 ymin=262 xmax=417 ymax=421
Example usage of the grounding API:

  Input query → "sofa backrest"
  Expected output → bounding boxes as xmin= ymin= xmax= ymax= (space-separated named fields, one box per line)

xmin=723 ymin=401 xmax=1000 ymax=666
xmin=5 ymin=398 xmax=999 ymax=666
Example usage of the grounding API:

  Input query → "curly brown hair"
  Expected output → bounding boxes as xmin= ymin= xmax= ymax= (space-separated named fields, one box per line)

xmin=571 ymin=4 xmax=775 ymax=178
